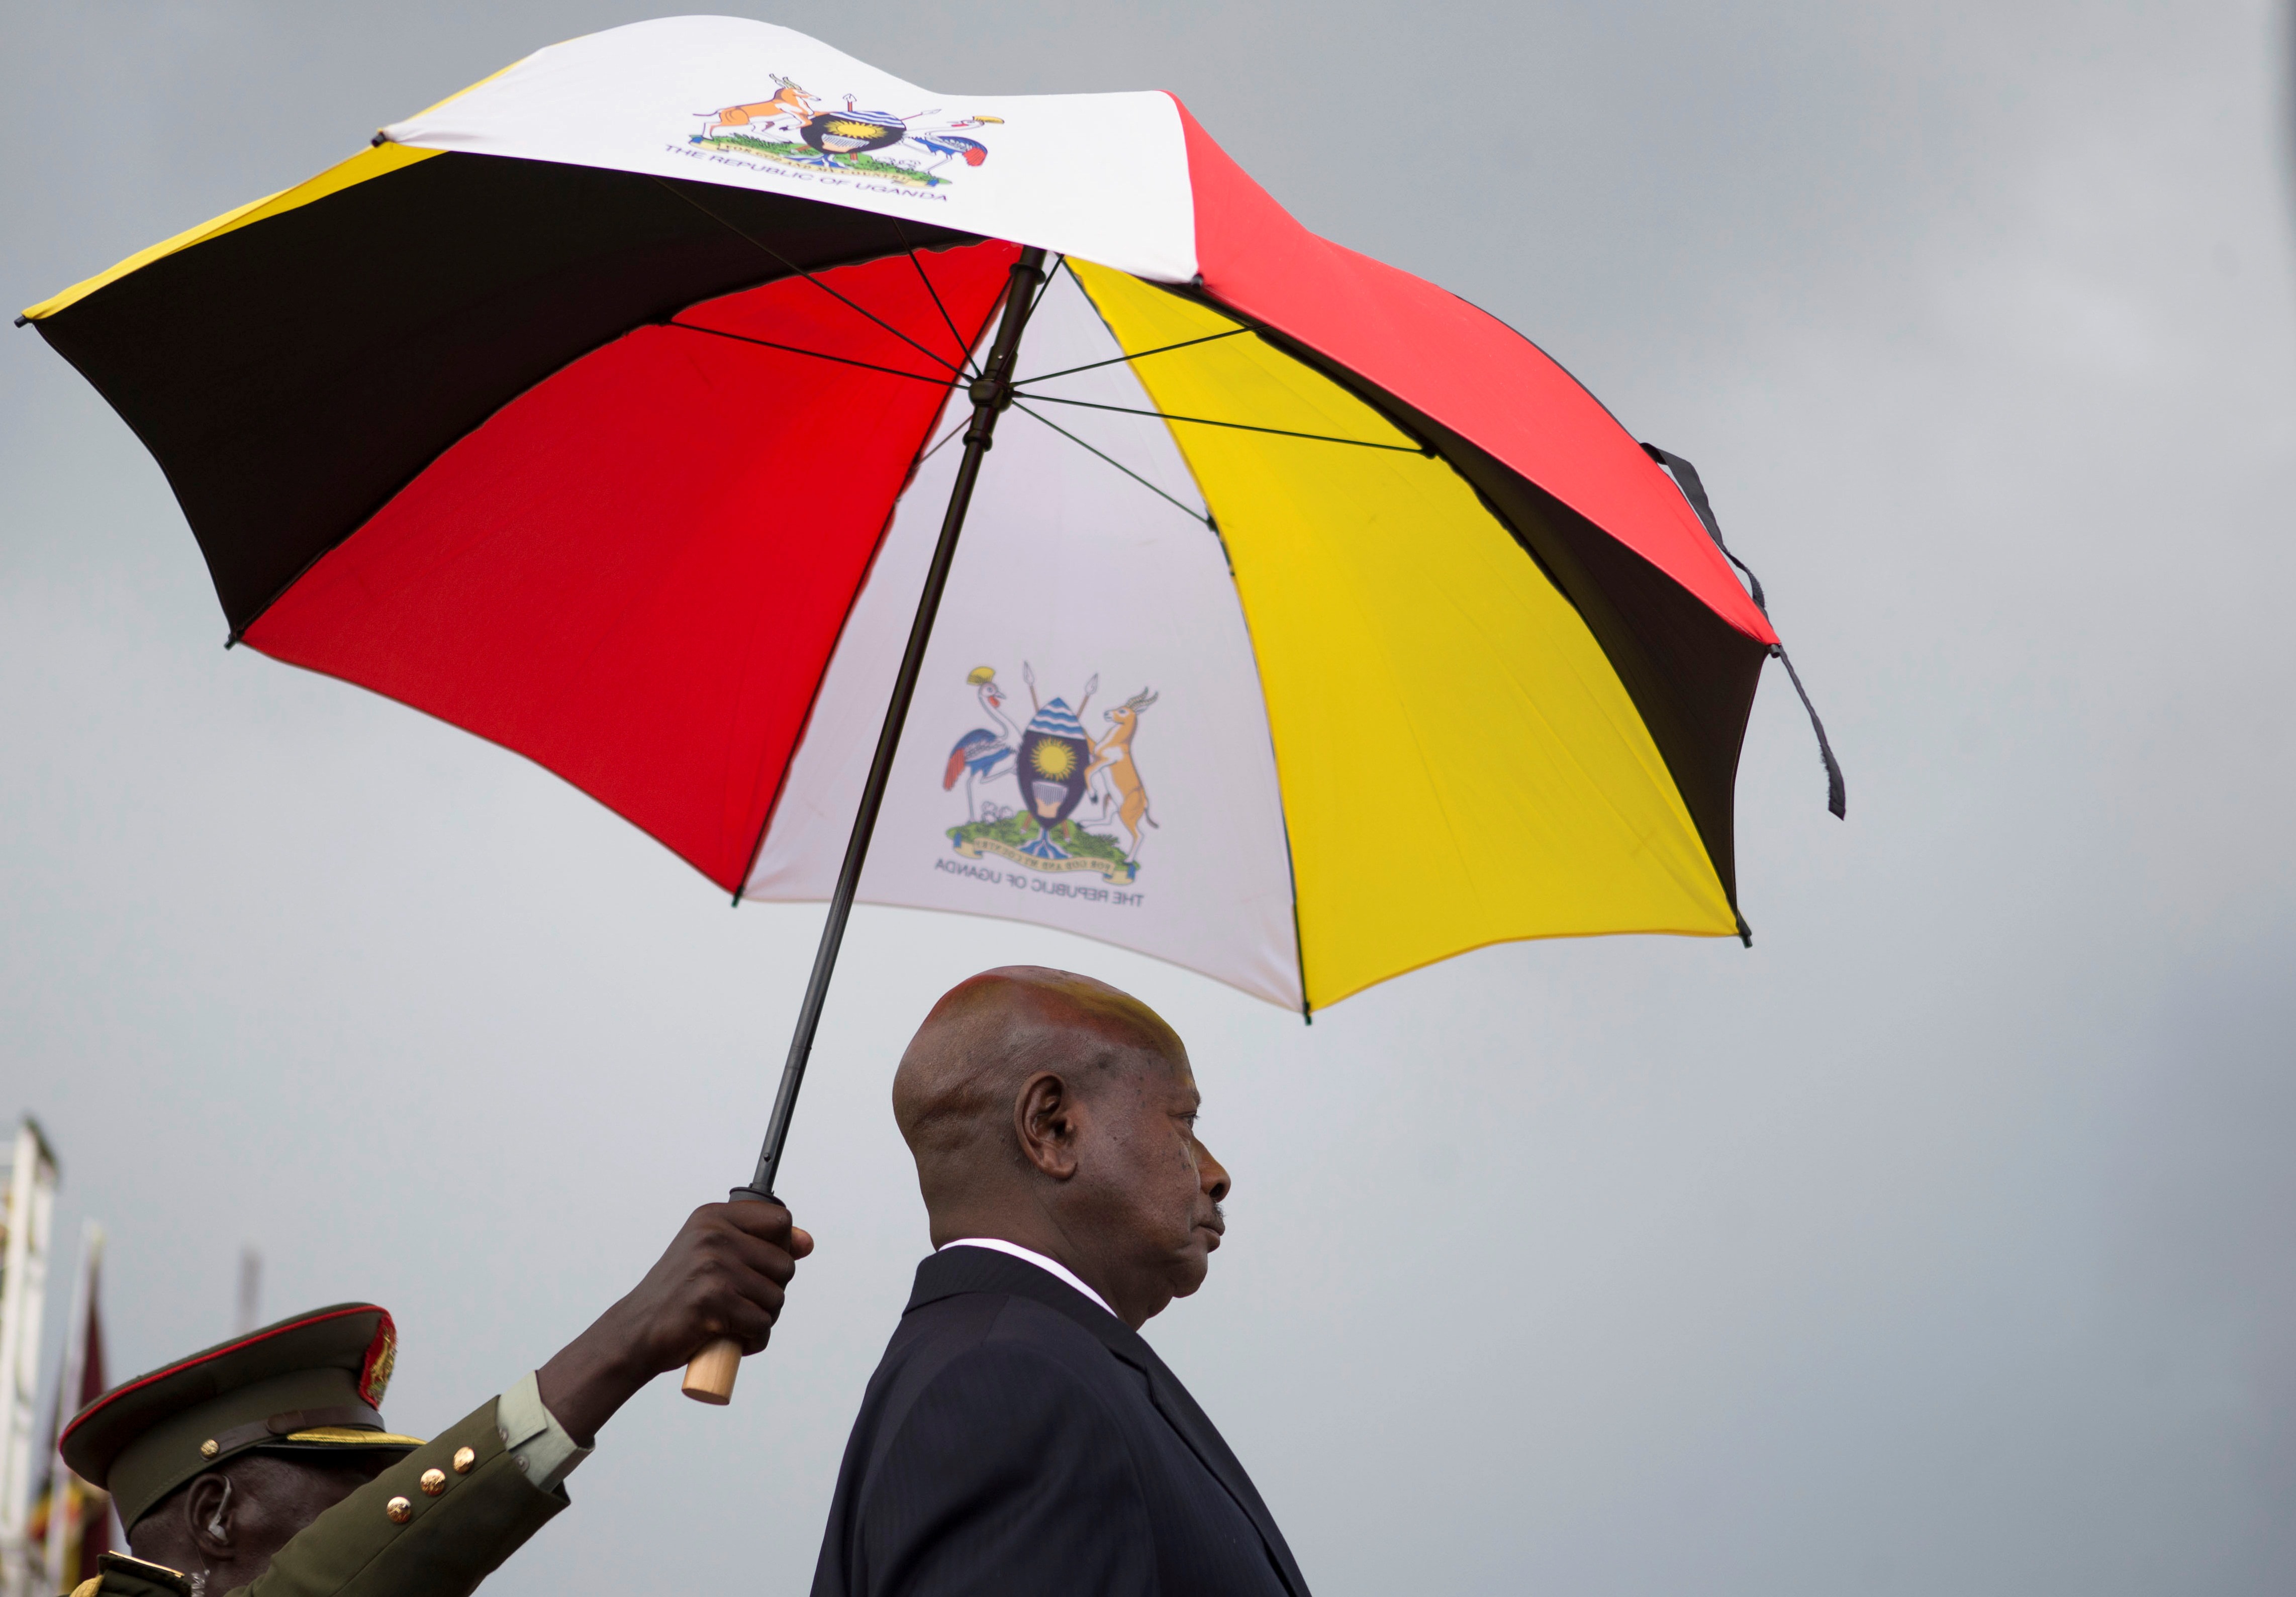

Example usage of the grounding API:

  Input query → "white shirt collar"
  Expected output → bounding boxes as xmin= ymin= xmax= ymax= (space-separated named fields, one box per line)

xmin=937 ymin=1237 xmax=1117 ymax=1318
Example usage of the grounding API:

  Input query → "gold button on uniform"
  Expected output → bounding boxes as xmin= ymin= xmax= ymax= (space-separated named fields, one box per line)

xmin=419 ymin=1467 xmax=447 ymax=1496
xmin=385 ymin=1496 xmax=413 ymax=1525
xmin=200 ymin=1439 xmax=219 ymax=1458
xmin=452 ymin=1446 xmax=476 ymax=1475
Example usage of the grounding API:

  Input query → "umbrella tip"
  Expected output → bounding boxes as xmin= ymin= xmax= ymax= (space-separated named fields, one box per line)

xmin=1735 ymin=912 xmax=1753 ymax=948
xmin=370 ymin=131 xmax=389 ymax=148
xmin=12 ymin=314 xmax=28 ymax=329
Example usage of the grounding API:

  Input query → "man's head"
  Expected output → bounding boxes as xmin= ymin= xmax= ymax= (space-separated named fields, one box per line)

xmin=128 ymin=1447 xmax=393 ymax=1588
xmin=894 ymin=966 xmax=1229 ymax=1328
xmin=62 ymin=1304 xmax=423 ymax=1587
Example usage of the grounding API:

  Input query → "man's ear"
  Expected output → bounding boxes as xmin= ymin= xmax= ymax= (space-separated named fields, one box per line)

xmin=184 ymin=1471 xmax=236 ymax=1560
xmin=1015 ymin=1071 xmax=1083 ymax=1179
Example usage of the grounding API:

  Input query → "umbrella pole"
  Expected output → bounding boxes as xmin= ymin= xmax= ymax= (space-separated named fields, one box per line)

xmin=684 ymin=244 xmax=1049 ymax=1405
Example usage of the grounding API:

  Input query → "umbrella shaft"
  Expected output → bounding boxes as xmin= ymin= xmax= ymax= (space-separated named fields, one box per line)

xmin=742 ymin=245 xmax=1050 ymax=1202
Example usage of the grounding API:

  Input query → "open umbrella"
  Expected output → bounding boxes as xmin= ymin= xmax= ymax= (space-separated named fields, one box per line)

xmin=19 ymin=17 xmax=1841 ymax=1399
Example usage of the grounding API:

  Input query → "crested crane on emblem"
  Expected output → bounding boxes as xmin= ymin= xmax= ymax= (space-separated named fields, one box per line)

xmin=943 ymin=665 xmax=1020 ymax=823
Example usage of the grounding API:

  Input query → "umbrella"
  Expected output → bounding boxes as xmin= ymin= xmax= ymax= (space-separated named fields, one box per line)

xmin=18 ymin=17 xmax=1842 ymax=1399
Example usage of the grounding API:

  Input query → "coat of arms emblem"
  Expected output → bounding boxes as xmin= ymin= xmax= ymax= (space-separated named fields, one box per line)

xmin=941 ymin=665 xmax=1158 ymax=887
xmin=689 ymin=76 xmax=1002 ymax=187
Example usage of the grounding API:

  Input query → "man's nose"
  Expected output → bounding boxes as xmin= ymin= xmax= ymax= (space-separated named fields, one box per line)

xmin=1196 ymin=1140 xmax=1230 ymax=1203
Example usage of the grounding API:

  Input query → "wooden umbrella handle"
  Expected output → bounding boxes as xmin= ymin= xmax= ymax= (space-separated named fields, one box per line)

xmin=682 ymin=1184 xmax=786 ymax=1405
xmin=682 ymin=1337 xmax=743 ymax=1405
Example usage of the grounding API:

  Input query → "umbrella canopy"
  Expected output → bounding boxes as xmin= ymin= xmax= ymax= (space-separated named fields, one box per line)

xmin=20 ymin=15 xmax=1827 ymax=1018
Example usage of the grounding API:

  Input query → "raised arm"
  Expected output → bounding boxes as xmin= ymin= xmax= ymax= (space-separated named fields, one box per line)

xmin=236 ymin=1202 xmax=810 ymax=1597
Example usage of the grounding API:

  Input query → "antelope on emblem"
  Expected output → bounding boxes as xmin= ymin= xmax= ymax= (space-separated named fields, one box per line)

xmin=693 ymin=75 xmax=821 ymax=142
xmin=1086 ymin=689 xmax=1159 ymax=859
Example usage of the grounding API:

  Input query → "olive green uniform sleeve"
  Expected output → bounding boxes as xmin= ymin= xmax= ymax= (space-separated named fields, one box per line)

xmin=230 ymin=1397 xmax=564 ymax=1597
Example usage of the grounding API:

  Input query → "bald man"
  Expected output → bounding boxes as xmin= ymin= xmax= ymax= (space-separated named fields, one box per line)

xmin=810 ymin=967 xmax=1310 ymax=1597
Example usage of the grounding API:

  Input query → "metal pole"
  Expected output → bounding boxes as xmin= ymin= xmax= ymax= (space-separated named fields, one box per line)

xmin=0 ymin=1121 xmax=58 ymax=1597
xmin=742 ymin=244 xmax=1047 ymax=1201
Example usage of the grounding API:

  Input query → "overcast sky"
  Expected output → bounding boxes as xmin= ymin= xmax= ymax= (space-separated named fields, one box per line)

xmin=6 ymin=4 xmax=2294 ymax=1593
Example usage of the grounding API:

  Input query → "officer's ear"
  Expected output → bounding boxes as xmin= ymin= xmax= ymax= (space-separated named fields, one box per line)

xmin=184 ymin=1472 xmax=237 ymax=1559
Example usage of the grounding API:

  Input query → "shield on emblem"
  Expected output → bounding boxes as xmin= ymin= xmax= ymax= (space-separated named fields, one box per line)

xmin=1016 ymin=698 xmax=1091 ymax=857
xmin=801 ymin=109 xmax=906 ymax=155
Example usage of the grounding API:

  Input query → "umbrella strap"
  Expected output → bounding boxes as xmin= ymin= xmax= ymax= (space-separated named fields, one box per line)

xmin=1643 ymin=444 xmax=1845 ymax=820
xmin=1642 ymin=442 xmax=1767 ymax=610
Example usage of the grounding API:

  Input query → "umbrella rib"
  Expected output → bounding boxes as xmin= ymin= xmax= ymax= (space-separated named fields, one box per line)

xmin=648 ymin=176 xmax=965 ymax=375
xmin=1011 ymin=401 xmax=1212 ymax=527
xmin=665 ymin=321 xmax=962 ymax=388
xmin=896 ymin=235 xmax=982 ymax=378
xmin=1031 ymin=254 xmax=1068 ymax=322
xmin=914 ymin=409 xmax=973 ymax=466
xmin=1015 ymin=327 xmax=1252 ymax=386
xmin=1010 ymin=390 xmax=1428 ymax=452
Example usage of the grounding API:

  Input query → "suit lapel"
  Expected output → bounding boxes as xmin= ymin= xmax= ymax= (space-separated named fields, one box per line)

xmin=908 ymin=1249 xmax=1308 ymax=1596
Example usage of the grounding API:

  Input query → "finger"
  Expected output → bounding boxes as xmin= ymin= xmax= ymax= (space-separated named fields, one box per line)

xmin=696 ymin=1289 xmax=778 ymax=1358
xmin=709 ymin=1244 xmax=793 ymax=1310
xmin=789 ymin=1226 xmax=815 ymax=1259
xmin=677 ymin=1206 xmax=791 ymax=1264
xmin=715 ymin=1200 xmax=800 ymax=1245
xmin=693 ymin=1253 xmax=786 ymax=1328
xmin=689 ymin=1231 xmax=794 ymax=1311
xmin=699 ymin=1223 xmax=801 ymax=1288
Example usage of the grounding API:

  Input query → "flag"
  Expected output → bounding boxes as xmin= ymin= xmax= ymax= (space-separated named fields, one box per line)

xmin=32 ymin=1226 xmax=106 ymax=1592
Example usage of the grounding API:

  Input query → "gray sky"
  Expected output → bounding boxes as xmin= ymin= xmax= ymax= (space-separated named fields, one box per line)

xmin=6 ymin=3 xmax=2294 ymax=1592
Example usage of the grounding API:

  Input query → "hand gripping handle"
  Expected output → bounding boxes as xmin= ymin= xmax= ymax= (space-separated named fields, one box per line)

xmin=681 ymin=1186 xmax=778 ymax=1405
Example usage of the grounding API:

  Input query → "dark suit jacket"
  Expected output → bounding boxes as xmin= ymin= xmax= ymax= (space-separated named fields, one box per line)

xmin=811 ymin=1247 xmax=1310 ymax=1597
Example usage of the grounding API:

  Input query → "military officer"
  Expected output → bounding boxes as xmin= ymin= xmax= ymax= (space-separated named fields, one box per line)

xmin=56 ymin=1199 xmax=808 ymax=1596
